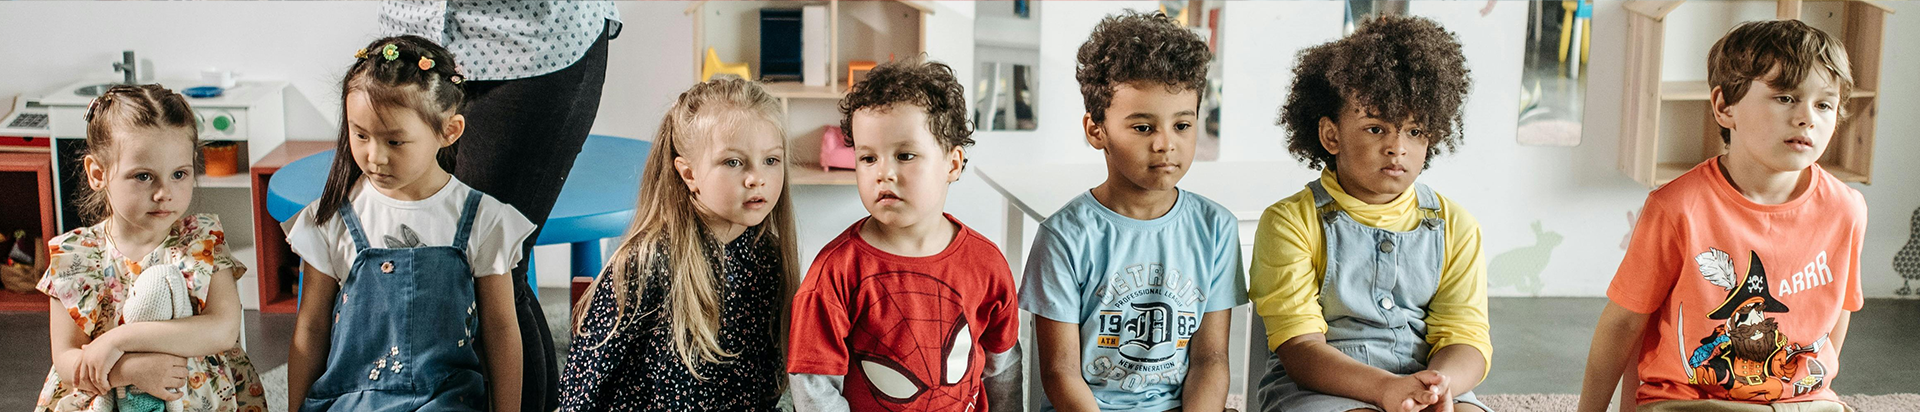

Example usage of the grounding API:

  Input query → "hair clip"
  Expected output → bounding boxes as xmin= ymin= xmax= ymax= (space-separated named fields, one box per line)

xmin=84 ymin=96 xmax=104 ymax=122
xmin=449 ymin=75 xmax=464 ymax=85
xmin=418 ymin=56 xmax=435 ymax=71
xmin=354 ymin=48 xmax=369 ymax=60
xmin=381 ymin=44 xmax=400 ymax=61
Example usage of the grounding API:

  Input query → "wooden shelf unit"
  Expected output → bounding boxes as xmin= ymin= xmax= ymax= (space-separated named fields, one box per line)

xmin=1618 ymin=0 xmax=1889 ymax=187
xmin=687 ymin=0 xmax=933 ymax=186
xmin=248 ymin=141 xmax=333 ymax=313
xmin=0 ymin=151 xmax=55 ymax=311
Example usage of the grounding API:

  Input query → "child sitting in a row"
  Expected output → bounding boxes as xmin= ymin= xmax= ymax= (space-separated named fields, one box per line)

xmin=286 ymin=36 xmax=527 ymax=412
xmin=1251 ymin=15 xmax=1493 ymax=412
xmin=560 ymin=78 xmax=802 ymax=411
xmin=1023 ymin=11 xmax=1246 ymax=412
xmin=788 ymin=59 xmax=1023 ymax=412
xmin=40 ymin=84 xmax=267 ymax=412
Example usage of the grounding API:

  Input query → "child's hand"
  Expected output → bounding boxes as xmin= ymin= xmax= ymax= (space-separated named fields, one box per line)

xmin=1417 ymin=371 xmax=1459 ymax=412
xmin=76 ymin=336 xmax=127 ymax=394
xmin=1374 ymin=371 xmax=1449 ymax=412
xmin=120 ymin=353 xmax=189 ymax=401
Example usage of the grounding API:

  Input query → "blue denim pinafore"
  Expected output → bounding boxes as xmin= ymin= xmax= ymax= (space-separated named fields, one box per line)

xmin=1258 ymin=181 xmax=1492 ymax=412
xmin=301 ymin=192 xmax=489 ymax=412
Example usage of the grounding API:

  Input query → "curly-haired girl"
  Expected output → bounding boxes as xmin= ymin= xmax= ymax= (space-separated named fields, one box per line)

xmin=1250 ymin=15 xmax=1494 ymax=412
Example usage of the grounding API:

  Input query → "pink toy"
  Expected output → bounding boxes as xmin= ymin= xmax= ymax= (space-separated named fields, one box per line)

xmin=821 ymin=125 xmax=855 ymax=171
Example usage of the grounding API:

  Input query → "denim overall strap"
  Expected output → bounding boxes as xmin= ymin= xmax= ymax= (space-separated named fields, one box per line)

xmin=451 ymin=191 xmax=483 ymax=251
xmin=338 ymin=203 xmax=372 ymax=252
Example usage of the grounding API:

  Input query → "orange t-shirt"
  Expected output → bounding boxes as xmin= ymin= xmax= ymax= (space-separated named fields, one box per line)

xmin=1608 ymin=157 xmax=1865 ymax=405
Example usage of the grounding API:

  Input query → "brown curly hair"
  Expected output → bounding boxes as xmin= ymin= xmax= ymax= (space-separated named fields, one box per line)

xmin=1077 ymin=11 xmax=1212 ymax=124
xmin=1708 ymin=19 xmax=1853 ymax=144
xmin=838 ymin=58 xmax=974 ymax=151
xmin=1280 ymin=15 xmax=1471 ymax=171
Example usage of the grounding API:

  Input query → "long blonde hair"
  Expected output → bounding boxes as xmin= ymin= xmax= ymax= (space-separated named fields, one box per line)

xmin=571 ymin=79 xmax=801 ymax=379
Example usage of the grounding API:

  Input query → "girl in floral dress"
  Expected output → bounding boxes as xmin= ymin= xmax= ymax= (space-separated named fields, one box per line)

xmin=37 ymin=84 xmax=266 ymax=412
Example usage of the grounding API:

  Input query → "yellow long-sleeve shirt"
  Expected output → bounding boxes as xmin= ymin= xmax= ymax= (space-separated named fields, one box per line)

xmin=1249 ymin=170 xmax=1492 ymax=367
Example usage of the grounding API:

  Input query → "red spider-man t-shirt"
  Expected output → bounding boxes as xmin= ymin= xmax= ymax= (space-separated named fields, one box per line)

xmin=789 ymin=214 xmax=1021 ymax=411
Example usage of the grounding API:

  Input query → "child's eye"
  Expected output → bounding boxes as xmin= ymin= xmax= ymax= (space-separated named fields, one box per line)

xmin=173 ymin=171 xmax=190 ymax=180
xmin=764 ymin=156 xmax=781 ymax=166
xmin=896 ymin=153 xmax=917 ymax=162
xmin=1175 ymin=122 xmax=1192 ymax=131
xmin=133 ymin=173 xmax=153 ymax=182
xmin=1776 ymin=96 xmax=1796 ymax=104
xmin=858 ymin=155 xmax=877 ymax=164
xmin=723 ymin=158 xmax=744 ymax=167
xmin=1816 ymin=101 xmax=1836 ymax=112
xmin=1132 ymin=125 xmax=1152 ymax=133
xmin=354 ymin=133 xmax=369 ymax=142
xmin=1365 ymin=126 xmax=1385 ymax=135
xmin=1407 ymin=129 xmax=1425 ymax=138
xmin=386 ymin=140 xmax=405 ymax=147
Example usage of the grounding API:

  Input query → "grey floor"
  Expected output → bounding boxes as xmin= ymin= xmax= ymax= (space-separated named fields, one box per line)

xmin=1 ymin=297 xmax=1913 ymax=410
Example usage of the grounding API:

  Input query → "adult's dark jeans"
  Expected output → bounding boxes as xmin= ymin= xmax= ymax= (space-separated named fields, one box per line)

xmin=452 ymin=23 xmax=612 ymax=412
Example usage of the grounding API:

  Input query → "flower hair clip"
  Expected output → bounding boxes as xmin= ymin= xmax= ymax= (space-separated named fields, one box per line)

xmin=354 ymin=48 xmax=369 ymax=60
xmin=449 ymin=75 xmax=464 ymax=85
xmin=381 ymin=44 xmax=400 ymax=61
xmin=417 ymin=56 xmax=435 ymax=71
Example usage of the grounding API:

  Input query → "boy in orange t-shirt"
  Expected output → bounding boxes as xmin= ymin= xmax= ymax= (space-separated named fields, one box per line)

xmin=1578 ymin=20 xmax=1866 ymax=412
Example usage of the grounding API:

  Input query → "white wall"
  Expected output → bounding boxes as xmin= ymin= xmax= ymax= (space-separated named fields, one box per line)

xmin=5 ymin=1 xmax=1917 ymax=298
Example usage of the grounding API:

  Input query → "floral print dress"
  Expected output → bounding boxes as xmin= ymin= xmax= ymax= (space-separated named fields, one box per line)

xmin=34 ymin=214 xmax=267 ymax=412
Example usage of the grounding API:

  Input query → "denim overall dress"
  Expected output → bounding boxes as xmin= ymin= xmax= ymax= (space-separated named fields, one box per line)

xmin=1258 ymin=181 xmax=1492 ymax=412
xmin=301 ymin=192 xmax=489 ymax=412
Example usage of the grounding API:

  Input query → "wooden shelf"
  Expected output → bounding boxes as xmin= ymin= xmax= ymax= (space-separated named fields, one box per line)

xmin=1661 ymin=80 xmax=1878 ymax=101
xmin=765 ymin=81 xmax=847 ymax=100
xmin=248 ymin=140 xmax=331 ymax=314
xmin=197 ymin=172 xmax=251 ymax=189
xmin=1619 ymin=0 xmax=1887 ymax=188
xmin=791 ymin=162 xmax=856 ymax=186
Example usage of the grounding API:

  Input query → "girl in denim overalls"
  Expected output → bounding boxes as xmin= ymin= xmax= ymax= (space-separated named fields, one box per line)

xmin=284 ymin=36 xmax=534 ymax=412
xmin=1250 ymin=16 xmax=1495 ymax=412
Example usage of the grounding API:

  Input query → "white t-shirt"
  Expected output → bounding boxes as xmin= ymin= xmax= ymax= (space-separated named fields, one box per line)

xmin=286 ymin=177 xmax=535 ymax=282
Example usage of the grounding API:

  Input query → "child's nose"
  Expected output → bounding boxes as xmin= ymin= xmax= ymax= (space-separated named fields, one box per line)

xmin=1150 ymin=130 xmax=1174 ymax=152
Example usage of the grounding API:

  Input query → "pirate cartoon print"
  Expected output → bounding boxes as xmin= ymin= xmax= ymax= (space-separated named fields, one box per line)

xmin=1087 ymin=263 xmax=1204 ymax=391
xmin=1681 ymin=248 xmax=1830 ymax=402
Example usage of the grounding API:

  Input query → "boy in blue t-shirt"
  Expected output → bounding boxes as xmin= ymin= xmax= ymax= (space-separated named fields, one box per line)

xmin=1020 ymin=10 xmax=1247 ymax=412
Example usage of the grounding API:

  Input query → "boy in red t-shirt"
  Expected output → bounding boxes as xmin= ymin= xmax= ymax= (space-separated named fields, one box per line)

xmin=1578 ymin=20 xmax=1865 ymax=412
xmin=787 ymin=59 xmax=1023 ymax=411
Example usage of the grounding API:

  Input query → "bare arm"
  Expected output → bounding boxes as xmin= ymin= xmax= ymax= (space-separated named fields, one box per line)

xmin=1276 ymin=333 xmax=1442 ymax=412
xmin=286 ymin=263 xmax=340 ymax=411
xmin=1035 ymin=317 xmax=1100 ymax=412
xmin=95 ymin=268 xmax=244 ymax=357
xmin=1426 ymin=344 xmax=1486 ymax=396
xmin=476 ymin=273 xmax=522 ymax=412
xmin=1578 ymin=302 xmax=1651 ymax=412
xmin=1180 ymin=309 xmax=1233 ymax=412
xmin=50 ymin=298 xmax=97 ymax=394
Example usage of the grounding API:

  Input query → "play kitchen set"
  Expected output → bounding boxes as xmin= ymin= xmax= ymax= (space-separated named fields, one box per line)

xmin=0 ymin=50 xmax=298 ymax=311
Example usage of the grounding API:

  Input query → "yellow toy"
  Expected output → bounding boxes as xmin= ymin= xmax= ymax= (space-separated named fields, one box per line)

xmin=703 ymin=47 xmax=753 ymax=82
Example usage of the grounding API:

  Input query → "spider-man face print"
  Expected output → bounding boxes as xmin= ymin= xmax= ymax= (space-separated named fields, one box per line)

xmin=846 ymin=272 xmax=983 ymax=411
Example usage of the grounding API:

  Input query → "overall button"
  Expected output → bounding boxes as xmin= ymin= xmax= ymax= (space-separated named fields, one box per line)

xmin=1379 ymin=239 xmax=1396 ymax=253
xmin=1379 ymin=297 xmax=1395 ymax=309
xmin=380 ymin=261 xmax=395 ymax=273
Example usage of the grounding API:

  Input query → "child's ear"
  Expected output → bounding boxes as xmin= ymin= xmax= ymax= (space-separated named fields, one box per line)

xmin=1709 ymin=86 xmax=1738 ymax=134
xmin=673 ymin=156 xmax=698 ymax=194
xmin=945 ymin=145 xmax=966 ymax=183
xmin=1317 ymin=117 xmax=1342 ymax=156
xmin=441 ymin=113 xmax=466 ymax=147
xmin=83 ymin=154 xmax=107 ymax=190
xmin=1083 ymin=113 xmax=1106 ymax=150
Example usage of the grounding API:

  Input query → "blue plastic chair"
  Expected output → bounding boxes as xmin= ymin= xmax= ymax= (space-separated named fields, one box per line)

xmin=267 ymin=135 xmax=649 ymax=301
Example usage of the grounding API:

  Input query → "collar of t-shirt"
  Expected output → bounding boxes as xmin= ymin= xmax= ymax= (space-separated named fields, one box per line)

xmin=356 ymin=176 xmax=458 ymax=210
xmin=1698 ymin=156 xmax=1825 ymax=213
xmin=1078 ymin=189 xmax=1190 ymax=231
xmin=1317 ymin=169 xmax=1424 ymax=232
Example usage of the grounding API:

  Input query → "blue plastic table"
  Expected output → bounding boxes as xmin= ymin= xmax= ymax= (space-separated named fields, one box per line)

xmin=266 ymin=135 xmax=649 ymax=288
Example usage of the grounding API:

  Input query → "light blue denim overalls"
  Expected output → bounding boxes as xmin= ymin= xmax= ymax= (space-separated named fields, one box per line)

xmin=1259 ymin=181 xmax=1492 ymax=412
xmin=301 ymin=192 xmax=489 ymax=412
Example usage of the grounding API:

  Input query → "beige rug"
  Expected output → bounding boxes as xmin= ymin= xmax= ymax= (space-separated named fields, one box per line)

xmin=1479 ymin=394 xmax=1920 ymax=412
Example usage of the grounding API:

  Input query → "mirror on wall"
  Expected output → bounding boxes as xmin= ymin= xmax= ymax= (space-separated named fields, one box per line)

xmin=1516 ymin=0 xmax=1590 ymax=147
xmin=975 ymin=0 xmax=1039 ymax=131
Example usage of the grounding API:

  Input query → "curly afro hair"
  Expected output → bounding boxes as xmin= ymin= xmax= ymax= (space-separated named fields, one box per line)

xmin=1279 ymin=15 xmax=1471 ymax=171
xmin=1077 ymin=10 xmax=1212 ymax=124
xmin=838 ymin=58 xmax=974 ymax=151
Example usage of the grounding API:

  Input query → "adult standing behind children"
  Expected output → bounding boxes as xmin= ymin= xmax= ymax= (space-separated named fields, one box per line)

xmin=380 ymin=2 xmax=619 ymax=411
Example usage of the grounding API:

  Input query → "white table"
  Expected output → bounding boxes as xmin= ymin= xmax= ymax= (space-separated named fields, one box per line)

xmin=973 ymin=161 xmax=1310 ymax=411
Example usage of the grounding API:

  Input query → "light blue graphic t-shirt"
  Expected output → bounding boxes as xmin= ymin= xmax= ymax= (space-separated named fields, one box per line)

xmin=1020 ymin=190 xmax=1248 ymax=412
